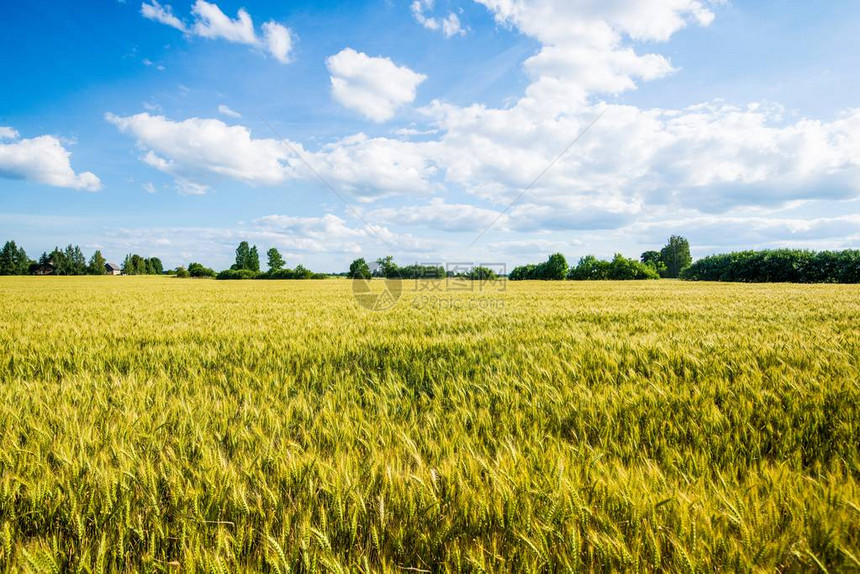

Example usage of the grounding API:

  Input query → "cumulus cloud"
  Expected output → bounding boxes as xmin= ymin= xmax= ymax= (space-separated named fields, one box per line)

xmin=125 ymin=0 xmax=860 ymax=255
xmin=190 ymin=0 xmax=256 ymax=43
xmin=0 ymin=128 xmax=102 ymax=191
xmin=141 ymin=0 xmax=293 ymax=63
xmin=326 ymin=48 xmax=427 ymax=122
xmin=106 ymin=112 xmax=437 ymax=198
xmin=412 ymin=0 xmax=466 ymax=37
xmin=261 ymin=21 xmax=292 ymax=63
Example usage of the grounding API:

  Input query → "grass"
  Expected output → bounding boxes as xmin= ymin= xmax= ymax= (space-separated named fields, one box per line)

xmin=0 ymin=276 xmax=858 ymax=572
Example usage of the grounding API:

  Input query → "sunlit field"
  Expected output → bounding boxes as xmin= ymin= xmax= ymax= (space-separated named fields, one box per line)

xmin=0 ymin=276 xmax=858 ymax=572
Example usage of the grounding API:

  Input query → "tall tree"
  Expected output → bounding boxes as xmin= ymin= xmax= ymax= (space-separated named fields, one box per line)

xmin=348 ymin=258 xmax=371 ymax=279
xmin=375 ymin=256 xmax=398 ymax=278
xmin=88 ymin=250 xmax=107 ymax=275
xmin=149 ymin=257 xmax=164 ymax=275
xmin=543 ymin=252 xmax=568 ymax=280
xmin=50 ymin=249 xmax=67 ymax=274
xmin=248 ymin=245 xmax=260 ymax=272
xmin=0 ymin=240 xmax=30 ymax=275
xmin=266 ymin=247 xmax=285 ymax=272
xmin=233 ymin=241 xmax=260 ymax=271
xmin=660 ymin=236 xmax=692 ymax=278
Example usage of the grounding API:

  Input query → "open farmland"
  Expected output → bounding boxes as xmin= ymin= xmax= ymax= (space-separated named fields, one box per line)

xmin=0 ymin=277 xmax=858 ymax=572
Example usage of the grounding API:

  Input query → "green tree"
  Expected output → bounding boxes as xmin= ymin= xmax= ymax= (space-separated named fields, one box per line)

xmin=188 ymin=262 xmax=216 ymax=278
xmin=0 ymin=240 xmax=30 ymax=275
xmin=660 ymin=235 xmax=692 ymax=278
xmin=61 ymin=244 xmax=87 ymax=275
xmin=88 ymin=250 xmax=107 ymax=275
xmin=149 ymin=257 xmax=164 ymax=275
xmin=233 ymin=241 xmax=251 ymax=270
xmin=375 ymin=256 xmax=398 ymax=278
xmin=248 ymin=246 xmax=260 ymax=272
xmin=233 ymin=241 xmax=260 ymax=271
xmin=293 ymin=264 xmax=312 ymax=279
xmin=543 ymin=252 xmax=568 ymax=280
xmin=640 ymin=251 xmax=660 ymax=266
xmin=348 ymin=258 xmax=371 ymax=279
xmin=267 ymin=248 xmax=285 ymax=272
xmin=568 ymin=255 xmax=610 ymax=280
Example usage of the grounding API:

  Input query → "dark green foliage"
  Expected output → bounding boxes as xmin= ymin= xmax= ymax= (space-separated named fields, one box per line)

xmin=567 ymin=254 xmax=658 ymax=280
xmin=660 ymin=235 xmax=692 ymax=278
xmin=640 ymin=250 xmax=661 ymax=266
xmin=31 ymin=252 xmax=53 ymax=275
xmin=48 ymin=245 xmax=87 ymax=275
xmin=465 ymin=266 xmax=498 ymax=281
xmin=348 ymin=258 xmax=372 ymax=279
xmin=174 ymin=267 xmax=190 ymax=278
xmin=148 ymin=257 xmax=164 ymax=275
xmin=0 ymin=240 xmax=31 ymax=275
xmin=188 ymin=262 xmax=217 ymax=278
xmin=121 ymin=254 xmax=163 ymax=275
xmin=567 ymin=255 xmax=610 ymax=280
xmin=219 ymin=265 xmax=327 ymax=280
xmin=374 ymin=255 xmax=399 ymax=278
xmin=544 ymin=252 xmax=568 ymax=280
xmin=508 ymin=264 xmax=537 ymax=281
xmin=509 ymin=253 xmax=569 ymax=280
xmin=266 ymin=247 xmax=285 ymax=272
xmin=233 ymin=241 xmax=260 ymax=272
xmin=681 ymin=249 xmax=860 ymax=283
xmin=398 ymin=264 xmax=445 ymax=280
xmin=607 ymin=253 xmax=659 ymax=280
xmin=87 ymin=250 xmax=107 ymax=275
xmin=217 ymin=268 xmax=259 ymax=280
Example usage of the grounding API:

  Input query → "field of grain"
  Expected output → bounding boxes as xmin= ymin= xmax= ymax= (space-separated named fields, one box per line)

xmin=0 ymin=276 xmax=858 ymax=572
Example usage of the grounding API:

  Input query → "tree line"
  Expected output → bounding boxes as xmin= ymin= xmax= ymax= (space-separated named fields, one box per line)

xmin=214 ymin=242 xmax=326 ymax=280
xmin=681 ymin=249 xmax=860 ymax=283
xmin=5 ymin=236 xmax=860 ymax=283
xmin=509 ymin=236 xmax=692 ymax=281
xmin=345 ymin=256 xmax=501 ymax=281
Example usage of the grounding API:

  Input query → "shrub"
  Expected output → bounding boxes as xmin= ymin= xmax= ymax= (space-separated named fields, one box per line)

xmin=216 ymin=268 xmax=259 ymax=280
xmin=188 ymin=262 xmax=217 ymax=278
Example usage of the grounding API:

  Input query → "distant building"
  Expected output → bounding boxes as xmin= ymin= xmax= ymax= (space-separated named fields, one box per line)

xmin=105 ymin=262 xmax=121 ymax=275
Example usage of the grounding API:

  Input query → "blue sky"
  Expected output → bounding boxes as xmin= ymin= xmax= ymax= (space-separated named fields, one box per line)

xmin=1 ymin=0 xmax=859 ymax=271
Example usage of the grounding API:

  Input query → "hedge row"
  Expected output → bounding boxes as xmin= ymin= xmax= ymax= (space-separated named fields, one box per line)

xmin=681 ymin=249 xmax=860 ymax=283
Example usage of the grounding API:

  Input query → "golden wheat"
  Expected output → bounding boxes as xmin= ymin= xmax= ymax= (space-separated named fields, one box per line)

xmin=0 ymin=276 xmax=857 ymax=572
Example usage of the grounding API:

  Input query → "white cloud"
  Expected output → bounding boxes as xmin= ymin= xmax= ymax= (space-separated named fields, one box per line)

xmin=261 ymin=21 xmax=292 ymax=64
xmin=217 ymin=104 xmax=242 ymax=118
xmin=106 ymin=112 xmax=437 ymax=198
xmin=175 ymin=178 xmax=209 ymax=195
xmin=0 ymin=128 xmax=102 ymax=191
xmin=442 ymin=12 xmax=465 ymax=38
xmin=143 ymin=182 xmax=157 ymax=194
xmin=140 ymin=0 xmax=187 ymax=32
xmin=411 ymin=0 xmax=467 ymax=38
xmin=326 ymin=48 xmax=427 ymax=122
xmin=141 ymin=0 xmax=294 ymax=63
xmin=191 ymin=0 xmax=256 ymax=44
xmin=124 ymin=0 xmax=860 ymax=257
xmin=366 ymin=198 xmax=503 ymax=232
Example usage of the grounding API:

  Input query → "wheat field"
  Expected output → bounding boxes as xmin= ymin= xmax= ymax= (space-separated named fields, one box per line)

xmin=0 ymin=276 xmax=857 ymax=572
